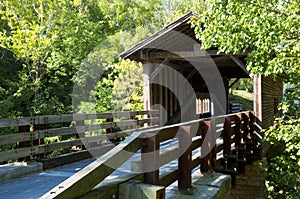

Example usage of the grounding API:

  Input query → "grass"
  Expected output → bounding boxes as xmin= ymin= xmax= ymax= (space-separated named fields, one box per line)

xmin=229 ymin=90 xmax=254 ymax=111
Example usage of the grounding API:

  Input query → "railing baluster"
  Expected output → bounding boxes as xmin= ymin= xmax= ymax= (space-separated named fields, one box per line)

xmin=201 ymin=120 xmax=211 ymax=173
xmin=18 ymin=125 xmax=31 ymax=162
xmin=223 ymin=116 xmax=231 ymax=160
xmin=106 ymin=118 xmax=113 ymax=134
xmin=75 ymin=120 xmax=85 ymax=150
xmin=242 ymin=113 xmax=253 ymax=164
xmin=33 ymin=124 xmax=45 ymax=159
xmin=235 ymin=114 xmax=245 ymax=173
xmin=142 ymin=133 xmax=159 ymax=185
xmin=178 ymin=126 xmax=192 ymax=190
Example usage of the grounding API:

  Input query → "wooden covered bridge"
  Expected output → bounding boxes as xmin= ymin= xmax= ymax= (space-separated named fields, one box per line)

xmin=0 ymin=12 xmax=282 ymax=199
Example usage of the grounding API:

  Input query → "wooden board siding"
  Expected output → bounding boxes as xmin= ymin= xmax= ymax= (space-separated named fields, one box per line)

xmin=254 ymin=75 xmax=283 ymax=129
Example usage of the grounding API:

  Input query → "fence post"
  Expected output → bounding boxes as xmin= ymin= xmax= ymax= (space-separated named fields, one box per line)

xmin=235 ymin=114 xmax=245 ymax=174
xmin=242 ymin=113 xmax=252 ymax=164
xmin=250 ymin=112 xmax=260 ymax=160
xmin=75 ymin=120 xmax=85 ymax=151
xmin=178 ymin=126 xmax=192 ymax=190
xmin=210 ymin=119 xmax=217 ymax=167
xmin=18 ymin=125 xmax=31 ymax=162
xmin=142 ymin=133 xmax=159 ymax=185
xmin=223 ymin=116 xmax=231 ymax=170
xmin=201 ymin=120 xmax=211 ymax=173
xmin=33 ymin=123 xmax=45 ymax=159
xmin=106 ymin=118 xmax=113 ymax=134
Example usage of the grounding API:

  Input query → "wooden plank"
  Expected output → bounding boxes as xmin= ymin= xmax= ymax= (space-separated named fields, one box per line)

xmin=0 ymin=147 xmax=32 ymax=162
xmin=41 ymin=131 xmax=143 ymax=199
xmin=215 ymin=143 xmax=224 ymax=154
xmin=190 ymin=136 xmax=203 ymax=151
xmin=159 ymin=170 xmax=179 ymax=187
xmin=40 ymin=145 xmax=115 ymax=170
xmin=0 ymin=110 xmax=158 ymax=126
xmin=41 ymin=139 xmax=83 ymax=153
xmin=0 ymin=131 xmax=32 ymax=145
xmin=40 ymin=150 xmax=92 ymax=170
xmin=0 ymin=117 xmax=32 ymax=128
xmin=158 ymin=146 xmax=179 ymax=166
xmin=157 ymin=126 xmax=179 ymax=142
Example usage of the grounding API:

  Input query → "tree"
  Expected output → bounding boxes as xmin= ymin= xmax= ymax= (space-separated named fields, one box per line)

xmin=0 ymin=0 xmax=167 ymax=116
xmin=192 ymin=1 xmax=299 ymax=198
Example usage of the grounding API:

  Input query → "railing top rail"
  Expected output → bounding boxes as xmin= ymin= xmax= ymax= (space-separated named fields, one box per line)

xmin=125 ymin=111 xmax=252 ymax=135
xmin=0 ymin=110 xmax=159 ymax=127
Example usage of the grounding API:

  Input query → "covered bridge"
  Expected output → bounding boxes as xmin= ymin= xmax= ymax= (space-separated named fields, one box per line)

xmin=120 ymin=12 xmax=250 ymax=125
xmin=121 ymin=12 xmax=282 ymax=128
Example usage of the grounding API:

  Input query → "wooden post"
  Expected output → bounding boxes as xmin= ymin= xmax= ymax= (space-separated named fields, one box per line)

xmin=75 ymin=120 xmax=85 ymax=150
xmin=178 ymin=126 xmax=192 ymax=190
xmin=223 ymin=116 xmax=231 ymax=170
xmin=201 ymin=120 xmax=211 ymax=173
xmin=130 ymin=115 xmax=136 ymax=129
xmin=33 ymin=124 xmax=45 ymax=159
xmin=106 ymin=118 xmax=113 ymax=134
xmin=234 ymin=115 xmax=242 ymax=148
xmin=242 ymin=113 xmax=252 ymax=164
xmin=235 ymin=114 xmax=245 ymax=173
xmin=19 ymin=125 xmax=31 ymax=162
xmin=142 ymin=134 xmax=159 ymax=185
xmin=210 ymin=119 xmax=217 ymax=167
xmin=249 ymin=111 xmax=260 ymax=160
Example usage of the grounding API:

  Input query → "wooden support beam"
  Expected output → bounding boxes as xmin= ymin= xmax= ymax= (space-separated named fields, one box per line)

xmin=142 ymin=133 xmax=159 ymax=185
xmin=75 ymin=120 xmax=85 ymax=150
xmin=178 ymin=126 xmax=192 ymax=190
xmin=223 ymin=116 xmax=231 ymax=159
xmin=201 ymin=121 xmax=211 ymax=173
xmin=234 ymin=115 xmax=242 ymax=148
xmin=33 ymin=124 xmax=45 ymax=159
xmin=18 ymin=125 xmax=31 ymax=162
xmin=235 ymin=114 xmax=246 ymax=174
xmin=228 ymin=55 xmax=249 ymax=75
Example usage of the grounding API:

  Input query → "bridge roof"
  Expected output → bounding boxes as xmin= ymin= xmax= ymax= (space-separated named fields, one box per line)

xmin=120 ymin=12 xmax=250 ymax=78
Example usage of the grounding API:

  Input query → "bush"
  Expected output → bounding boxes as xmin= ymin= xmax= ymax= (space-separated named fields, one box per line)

xmin=264 ymin=118 xmax=300 ymax=198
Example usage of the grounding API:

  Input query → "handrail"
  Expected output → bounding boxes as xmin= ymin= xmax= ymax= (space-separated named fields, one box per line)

xmin=0 ymin=110 xmax=159 ymax=165
xmin=41 ymin=111 xmax=261 ymax=199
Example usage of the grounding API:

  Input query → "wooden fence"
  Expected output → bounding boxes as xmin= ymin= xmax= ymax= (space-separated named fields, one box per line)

xmin=0 ymin=110 xmax=159 ymax=169
xmin=40 ymin=111 xmax=262 ymax=199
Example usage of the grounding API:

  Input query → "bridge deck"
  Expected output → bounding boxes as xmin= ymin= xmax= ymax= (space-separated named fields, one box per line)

xmin=0 ymin=140 xmax=191 ymax=199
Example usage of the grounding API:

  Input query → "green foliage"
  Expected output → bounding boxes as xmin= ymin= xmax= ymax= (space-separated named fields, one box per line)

xmin=281 ymin=88 xmax=300 ymax=119
xmin=93 ymin=59 xmax=144 ymax=113
xmin=191 ymin=1 xmax=300 ymax=198
xmin=265 ymin=118 xmax=300 ymax=198
xmin=191 ymin=0 xmax=300 ymax=82
xmin=230 ymin=78 xmax=253 ymax=93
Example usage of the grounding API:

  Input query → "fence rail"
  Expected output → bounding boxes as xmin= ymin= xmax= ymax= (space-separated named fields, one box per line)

xmin=40 ymin=111 xmax=262 ymax=199
xmin=0 ymin=110 xmax=159 ymax=167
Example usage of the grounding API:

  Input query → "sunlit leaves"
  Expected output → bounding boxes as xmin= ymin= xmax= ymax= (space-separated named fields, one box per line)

xmin=191 ymin=0 xmax=300 ymax=81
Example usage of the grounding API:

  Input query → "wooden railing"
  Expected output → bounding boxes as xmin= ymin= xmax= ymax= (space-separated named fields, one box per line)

xmin=41 ymin=111 xmax=262 ymax=199
xmin=0 ymin=110 xmax=159 ymax=168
